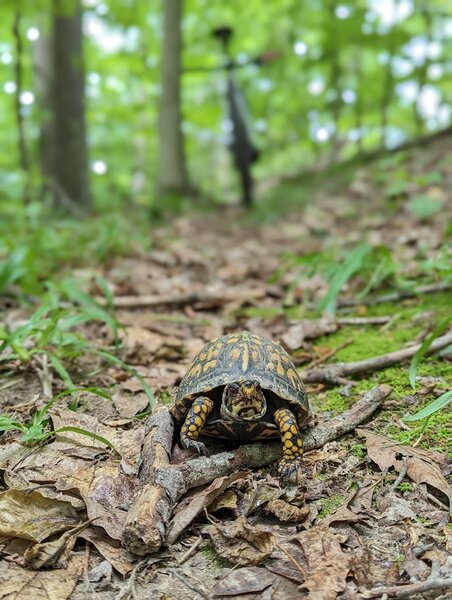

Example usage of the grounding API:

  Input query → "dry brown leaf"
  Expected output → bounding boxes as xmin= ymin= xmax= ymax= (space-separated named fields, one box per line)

xmin=0 ymin=553 xmax=84 ymax=599
xmin=208 ymin=490 xmax=238 ymax=513
xmin=207 ymin=516 xmax=275 ymax=566
xmin=360 ymin=430 xmax=452 ymax=511
xmin=292 ymin=524 xmax=351 ymax=600
xmin=79 ymin=528 xmax=134 ymax=576
xmin=166 ymin=472 xmax=247 ymax=544
xmin=23 ymin=520 xmax=92 ymax=570
xmin=0 ymin=489 xmax=80 ymax=542
xmin=112 ymin=390 xmax=149 ymax=418
xmin=1 ymin=438 xmax=140 ymax=541
xmin=264 ymin=499 xmax=311 ymax=523
xmin=119 ymin=326 xmax=164 ymax=364
xmin=211 ymin=567 xmax=275 ymax=597
xmin=52 ymin=409 xmax=145 ymax=469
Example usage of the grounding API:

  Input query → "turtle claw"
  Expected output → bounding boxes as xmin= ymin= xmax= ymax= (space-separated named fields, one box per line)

xmin=181 ymin=437 xmax=209 ymax=456
xmin=278 ymin=456 xmax=303 ymax=484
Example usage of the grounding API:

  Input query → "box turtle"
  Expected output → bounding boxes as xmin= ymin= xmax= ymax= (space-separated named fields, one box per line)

xmin=171 ymin=331 xmax=311 ymax=480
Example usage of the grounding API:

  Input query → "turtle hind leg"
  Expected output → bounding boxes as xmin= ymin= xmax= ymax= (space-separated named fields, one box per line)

xmin=180 ymin=396 xmax=213 ymax=455
xmin=274 ymin=407 xmax=304 ymax=482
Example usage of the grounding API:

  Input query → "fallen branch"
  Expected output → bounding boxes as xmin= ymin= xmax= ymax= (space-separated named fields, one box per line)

xmin=95 ymin=289 xmax=265 ymax=310
xmin=335 ymin=316 xmax=391 ymax=325
xmin=362 ymin=577 xmax=452 ymax=598
xmin=122 ymin=406 xmax=176 ymax=556
xmin=301 ymin=332 xmax=452 ymax=384
xmin=122 ymin=384 xmax=391 ymax=555
xmin=338 ymin=282 xmax=450 ymax=308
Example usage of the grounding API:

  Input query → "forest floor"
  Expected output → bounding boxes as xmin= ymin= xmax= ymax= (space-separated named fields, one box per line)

xmin=0 ymin=133 xmax=451 ymax=599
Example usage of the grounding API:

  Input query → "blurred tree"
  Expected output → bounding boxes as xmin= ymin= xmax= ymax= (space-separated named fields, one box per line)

xmin=33 ymin=15 xmax=54 ymax=187
xmin=157 ymin=0 xmax=191 ymax=197
xmin=52 ymin=0 xmax=91 ymax=209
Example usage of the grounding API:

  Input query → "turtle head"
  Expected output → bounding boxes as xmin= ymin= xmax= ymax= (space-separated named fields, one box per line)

xmin=221 ymin=380 xmax=267 ymax=421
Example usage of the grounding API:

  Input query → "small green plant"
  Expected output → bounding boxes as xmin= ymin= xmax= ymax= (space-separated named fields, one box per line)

xmin=409 ymin=317 xmax=451 ymax=390
xmin=0 ymin=283 xmax=156 ymax=407
xmin=0 ymin=388 xmax=114 ymax=448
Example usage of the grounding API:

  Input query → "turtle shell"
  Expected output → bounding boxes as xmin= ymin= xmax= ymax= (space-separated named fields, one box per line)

xmin=172 ymin=331 xmax=310 ymax=441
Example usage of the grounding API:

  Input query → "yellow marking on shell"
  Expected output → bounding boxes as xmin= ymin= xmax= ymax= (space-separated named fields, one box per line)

xmin=199 ymin=352 xmax=207 ymax=360
xmin=251 ymin=350 xmax=259 ymax=362
xmin=203 ymin=359 xmax=217 ymax=372
xmin=286 ymin=368 xmax=298 ymax=386
xmin=276 ymin=361 xmax=285 ymax=377
xmin=227 ymin=336 xmax=239 ymax=344
xmin=242 ymin=343 xmax=249 ymax=371
xmin=281 ymin=353 xmax=290 ymax=363
xmin=252 ymin=336 xmax=262 ymax=345
xmin=231 ymin=348 xmax=241 ymax=360
xmin=266 ymin=362 xmax=274 ymax=370
xmin=189 ymin=363 xmax=202 ymax=378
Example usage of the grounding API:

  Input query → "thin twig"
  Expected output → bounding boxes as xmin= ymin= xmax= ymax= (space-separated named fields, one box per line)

xmin=390 ymin=460 xmax=407 ymax=491
xmin=176 ymin=536 xmax=203 ymax=565
xmin=338 ymin=282 xmax=451 ymax=308
xmin=362 ymin=577 xmax=452 ymax=598
xmin=275 ymin=541 xmax=307 ymax=578
xmin=336 ymin=317 xmax=391 ymax=325
xmin=95 ymin=289 xmax=265 ymax=309
xmin=166 ymin=568 xmax=209 ymax=599
xmin=305 ymin=338 xmax=353 ymax=370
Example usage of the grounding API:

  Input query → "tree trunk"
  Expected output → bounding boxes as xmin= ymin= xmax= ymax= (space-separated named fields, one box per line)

xmin=157 ymin=0 xmax=190 ymax=197
xmin=33 ymin=17 xmax=55 ymax=186
xmin=52 ymin=0 xmax=91 ymax=210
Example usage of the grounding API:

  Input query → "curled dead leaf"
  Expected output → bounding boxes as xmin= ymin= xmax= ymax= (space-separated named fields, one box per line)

xmin=211 ymin=566 xmax=275 ymax=597
xmin=207 ymin=516 xmax=275 ymax=566
xmin=23 ymin=520 xmax=92 ymax=570
xmin=264 ymin=499 xmax=311 ymax=523
xmin=292 ymin=524 xmax=351 ymax=600
xmin=360 ymin=430 xmax=452 ymax=512
xmin=208 ymin=490 xmax=238 ymax=513
xmin=166 ymin=472 xmax=247 ymax=545
xmin=0 ymin=489 xmax=80 ymax=543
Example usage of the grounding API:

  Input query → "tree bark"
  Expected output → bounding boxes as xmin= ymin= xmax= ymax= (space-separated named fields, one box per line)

xmin=157 ymin=0 xmax=190 ymax=196
xmin=33 ymin=17 xmax=55 ymax=186
xmin=52 ymin=0 xmax=91 ymax=210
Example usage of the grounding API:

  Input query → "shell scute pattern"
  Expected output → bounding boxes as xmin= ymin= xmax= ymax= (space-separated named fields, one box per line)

xmin=173 ymin=332 xmax=310 ymax=436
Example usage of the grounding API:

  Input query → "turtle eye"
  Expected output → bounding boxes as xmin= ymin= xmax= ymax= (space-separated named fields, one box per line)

xmin=254 ymin=380 xmax=261 ymax=390
xmin=228 ymin=384 xmax=239 ymax=395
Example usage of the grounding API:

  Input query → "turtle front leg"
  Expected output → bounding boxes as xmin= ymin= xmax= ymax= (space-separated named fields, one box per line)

xmin=180 ymin=396 xmax=213 ymax=456
xmin=274 ymin=407 xmax=304 ymax=482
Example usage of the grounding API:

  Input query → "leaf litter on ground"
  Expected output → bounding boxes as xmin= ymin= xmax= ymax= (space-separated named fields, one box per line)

xmin=0 ymin=134 xmax=451 ymax=597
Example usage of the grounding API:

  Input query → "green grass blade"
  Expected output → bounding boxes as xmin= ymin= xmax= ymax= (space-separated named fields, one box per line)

xmin=48 ymin=353 xmax=76 ymax=390
xmin=409 ymin=317 xmax=451 ymax=390
xmin=54 ymin=426 xmax=115 ymax=449
xmin=318 ymin=244 xmax=370 ymax=315
xmin=403 ymin=390 xmax=452 ymax=422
